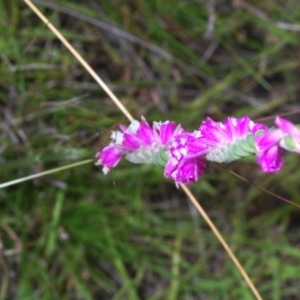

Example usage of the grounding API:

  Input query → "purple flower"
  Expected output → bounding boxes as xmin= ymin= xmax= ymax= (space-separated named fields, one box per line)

xmin=200 ymin=116 xmax=267 ymax=147
xmin=164 ymin=156 xmax=206 ymax=187
xmin=120 ymin=118 xmax=182 ymax=150
xmin=200 ymin=116 xmax=268 ymax=163
xmin=164 ymin=131 xmax=209 ymax=185
xmin=153 ymin=121 xmax=182 ymax=145
xmin=96 ymin=130 xmax=124 ymax=174
xmin=255 ymin=129 xmax=284 ymax=172
xmin=96 ymin=115 xmax=289 ymax=182
xmin=275 ymin=116 xmax=300 ymax=153
xmin=122 ymin=119 xmax=154 ymax=150
xmin=95 ymin=144 xmax=123 ymax=175
xmin=96 ymin=117 xmax=183 ymax=174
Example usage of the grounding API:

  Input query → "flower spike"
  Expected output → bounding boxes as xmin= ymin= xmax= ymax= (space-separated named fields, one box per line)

xmin=96 ymin=117 xmax=183 ymax=174
xmin=96 ymin=115 xmax=300 ymax=185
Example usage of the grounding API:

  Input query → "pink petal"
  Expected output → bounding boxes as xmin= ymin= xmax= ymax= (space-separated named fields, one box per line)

xmin=136 ymin=121 xmax=154 ymax=145
xmin=159 ymin=121 xmax=176 ymax=145
xmin=257 ymin=146 xmax=284 ymax=173
xmin=122 ymin=133 xmax=141 ymax=150
xmin=275 ymin=117 xmax=296 ymax=135
xmin=255 ymin=130 xmax=283 ymax=150
xmin=96 ymin=145 xmax=123 ymax=169
xmin=164 ymin=156 xmax=206 ymax=185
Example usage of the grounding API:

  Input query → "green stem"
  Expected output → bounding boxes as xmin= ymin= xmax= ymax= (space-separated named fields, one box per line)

xmin=0 ymin=159 xmax=94 ymax=189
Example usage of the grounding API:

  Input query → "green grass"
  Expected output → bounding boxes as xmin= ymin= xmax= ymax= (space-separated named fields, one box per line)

xmin=1 ymin=0 xmax=300 ymax=299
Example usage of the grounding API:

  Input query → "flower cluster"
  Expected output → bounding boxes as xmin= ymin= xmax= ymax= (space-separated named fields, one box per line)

xmin=255 ymin=116 xmax=300 ymax=172
xmin=96 ymin=116 xmax=299 ymax=186
xmin=95 ymin=117 xmax=183 ymax=174
xmin=164 ymin=130 xmax=208 ymax=186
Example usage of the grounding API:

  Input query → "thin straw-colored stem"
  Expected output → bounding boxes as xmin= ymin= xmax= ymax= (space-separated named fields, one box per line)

xmin=180 ymin=183 xmax=262 ymax=300
xmin=0 ymin=159 xmax=93 ymax=189
xmin=23 ymin=0 xmax=133 ymax=123
xmin=23 ymin=1 xmax=262 ymax=299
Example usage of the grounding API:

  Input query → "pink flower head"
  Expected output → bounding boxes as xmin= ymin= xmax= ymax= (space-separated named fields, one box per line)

xmin=95 ymin=144 xmax=123 ymax=174
xmin=164 ymin=156 xmax=206 ymax=187
xmin=120 ymin=117 xmax=182 ymax=150
xmin=200 ymin=116 xmax=267 ymax=147
xmin=255 ymin=129 xmax=284 ymax=172
xmin=96 ymin=131 xmax=124 ymax=174
xmin=153 ymin=120 xmax=182 ymax=145
xmin=275 ymin=116 xmax=300 ymax=153
xmin=164 ymin=131 xmax=209 ymax=185
xmin=121 ymin=118 xmax=153 ymax=150
xmin=96 ymin=117 xmax=183 ymax=174
xmin=200 ymin=116 xmax=268 ymax=163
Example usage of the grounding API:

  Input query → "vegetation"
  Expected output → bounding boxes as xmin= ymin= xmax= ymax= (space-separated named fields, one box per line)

xmin=1 ymin=0 xmax=300 ymax=299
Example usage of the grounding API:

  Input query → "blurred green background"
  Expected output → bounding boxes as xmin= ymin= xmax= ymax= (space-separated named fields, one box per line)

xmin=1 ymin=0 xmax=300 ymax=299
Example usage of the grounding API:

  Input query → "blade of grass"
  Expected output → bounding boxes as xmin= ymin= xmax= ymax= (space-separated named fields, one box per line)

xmin=0 ymin=159 xmax=93 ymax=189
xmin=32 ymin=0 xmax=171 ymax=59
xmin=101 ymin=215 xmax=139 ymax=300
xmin=45 ymin=191 xmax=64 ymax=257
xmin=180 ymin=183 xmax=262 ymax=300
xmin=23 ymin=0 xmax=133 ymax=123
xmin=168 ymin=232 xmax=182 ymax=300
xmin=224 ymin=168 xmax=300 ymax=210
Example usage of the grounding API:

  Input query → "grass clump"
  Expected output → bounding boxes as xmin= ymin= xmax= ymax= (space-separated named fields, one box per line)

xmin=1 ymin=1 xmax=300 ymax=299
